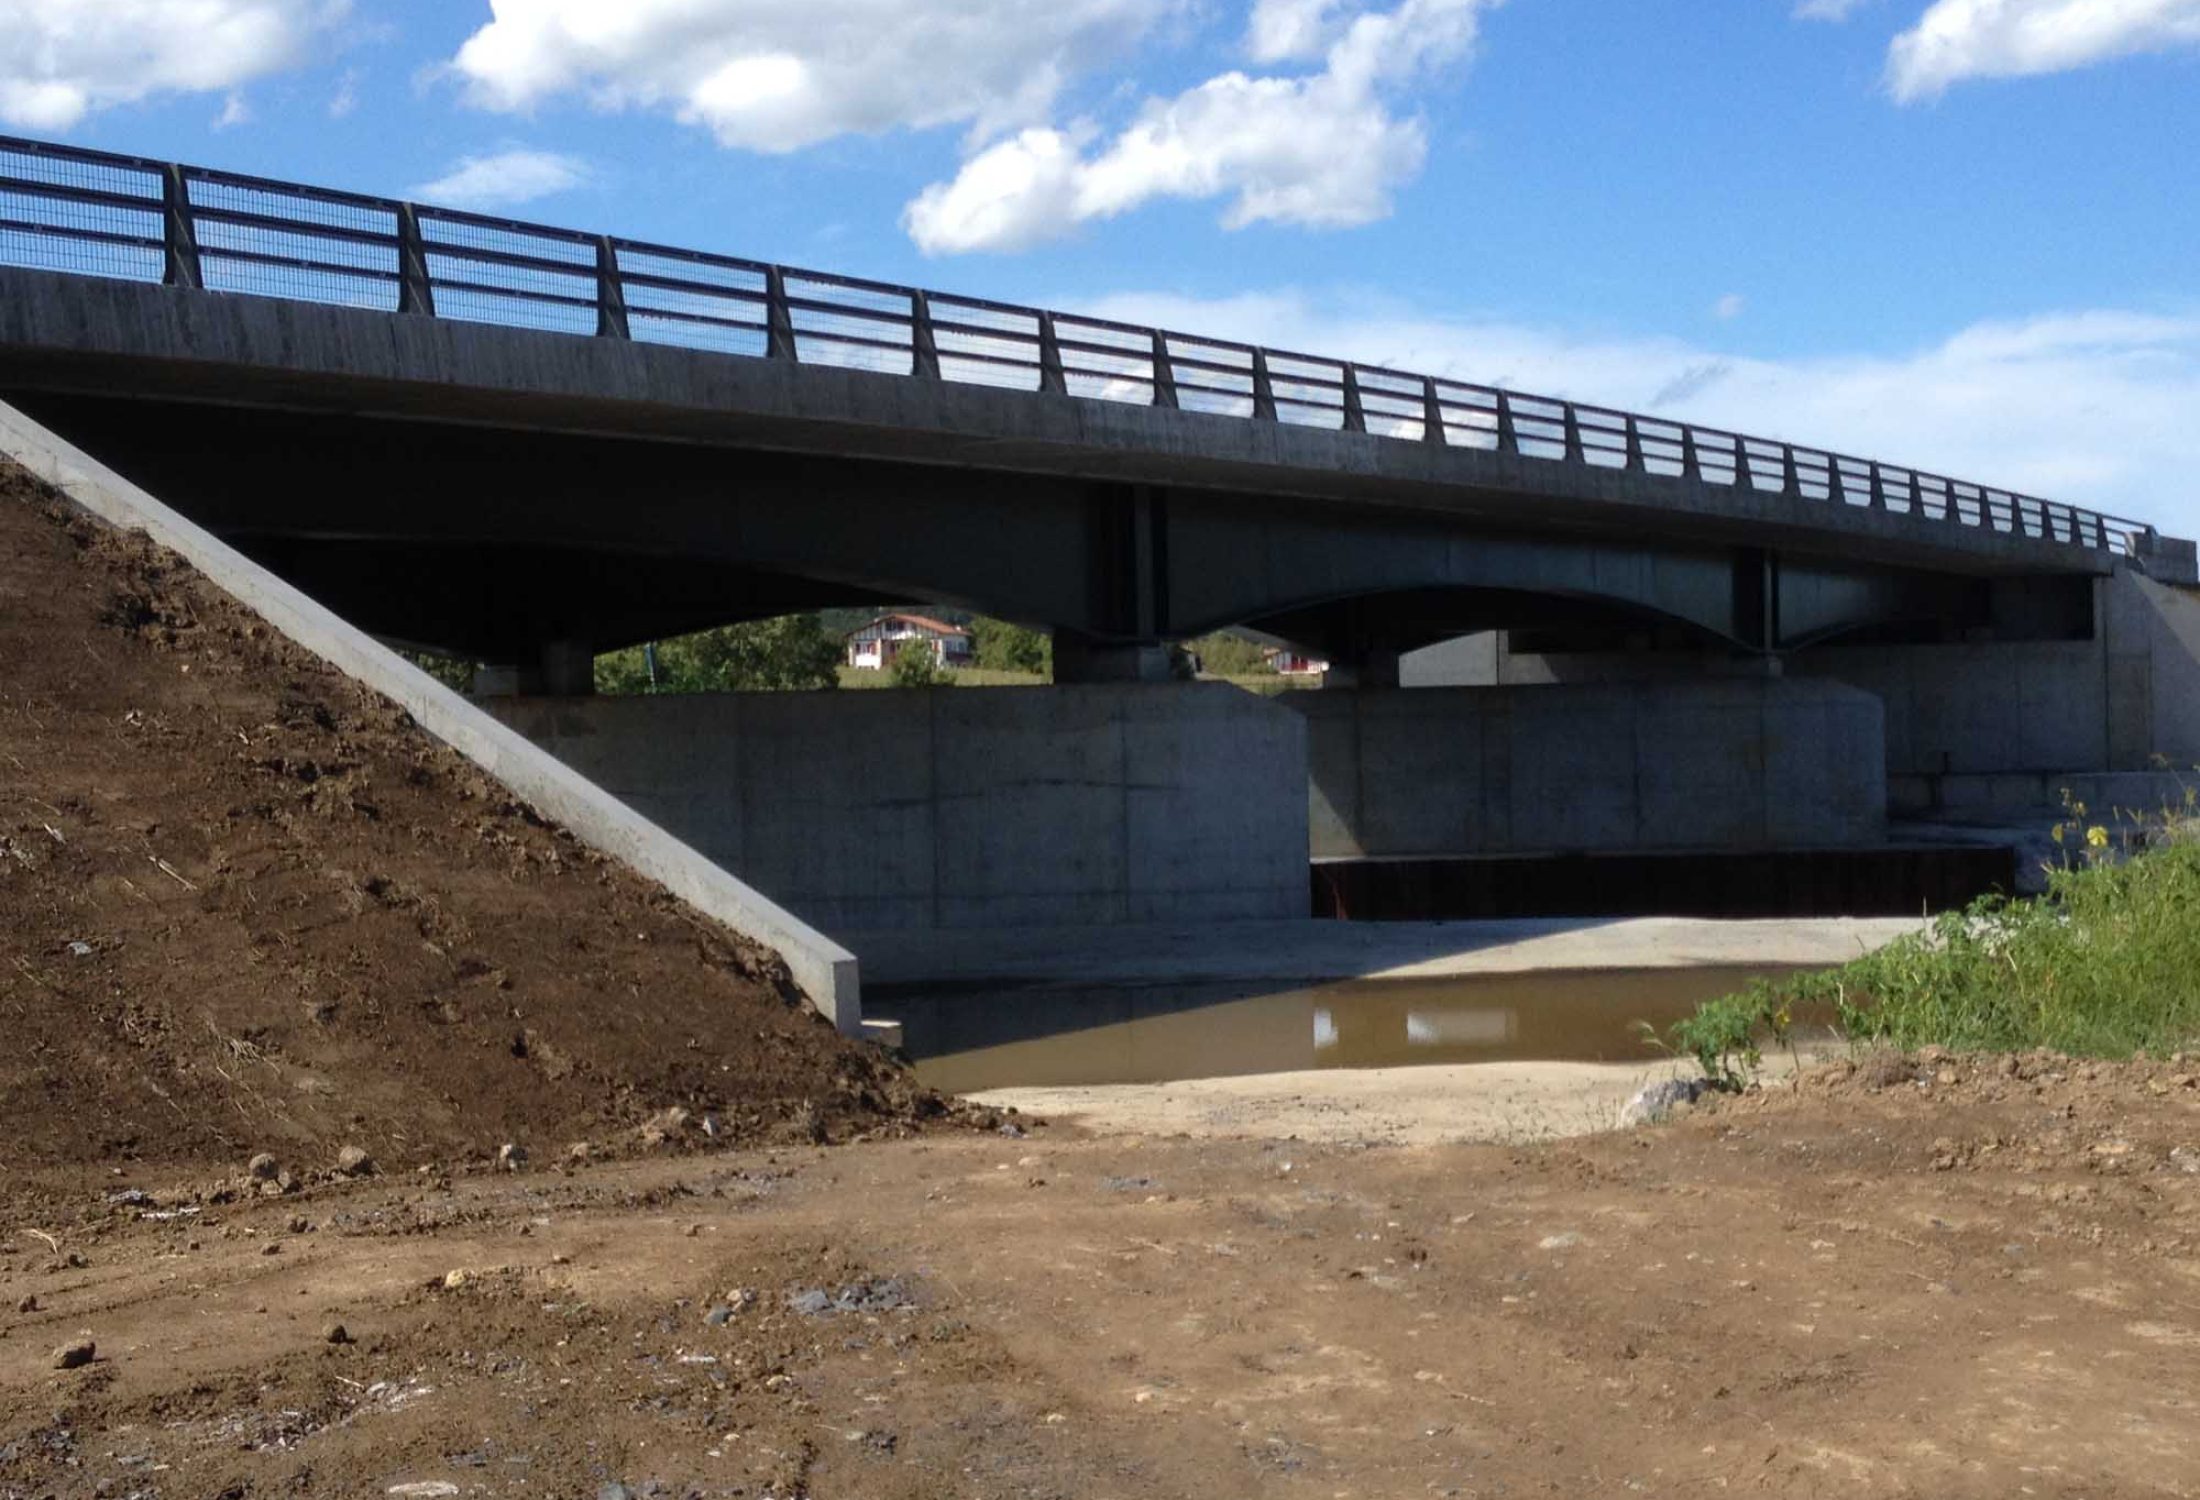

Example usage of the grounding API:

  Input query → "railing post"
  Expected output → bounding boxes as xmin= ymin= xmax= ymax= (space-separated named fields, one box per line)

xmin=1681 ymin=426 xmax=1702 ymax=481
xmin=1150 ymin=330 xmax=1179 ymax=409
xmin=1252 ymin=350 xmax=1278 ymax=421
xmin=1561 ymin=404 xmax=1584 ymax=463
xmin=1496 ymin=391 xmax=1519 ymax=456
xmin=765 ymin=267 xmax=797 ymax=361
xmin=911 ymin=291 xmax=941 ymax=381
xmin=1623 ymin=415 xmax=1644 ymax=471
xmin=1733 ymin=435 xmax=1751 ymax=489
xmin=1909 ymin=472 xmax=1926 ymax=519
xmin=395 ymin=203 xmax=434 ymax=316
xmin=1782 ymin=446 xmax=1802 ymax=498
xmin=594 ymin=236 xmax=629 ymax=339
xmin=1341 ymin=366 xmax=1367 ymax=433
xmin=1869 ymin=465 xmax=1888 ymax=511
xmin=1038 ymin=313 xmax=1067 ymax=394
xmin=161 ymin=165 xmax=201 ymax=290
xmin=1421 ymin=377 xmax=1445 ymax=446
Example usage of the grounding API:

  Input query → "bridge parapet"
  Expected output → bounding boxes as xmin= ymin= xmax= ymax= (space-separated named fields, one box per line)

xmin=0 ymin=132 xmax=2169 ymax=573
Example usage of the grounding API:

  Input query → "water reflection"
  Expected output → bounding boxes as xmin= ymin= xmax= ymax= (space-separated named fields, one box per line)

xmin=889 ymin=964 xmax=1805 ymax=1094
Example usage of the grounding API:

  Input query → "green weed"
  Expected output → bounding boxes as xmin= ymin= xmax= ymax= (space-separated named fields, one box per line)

xmin=1666 ymin=793 xmax=2200 ymax=1084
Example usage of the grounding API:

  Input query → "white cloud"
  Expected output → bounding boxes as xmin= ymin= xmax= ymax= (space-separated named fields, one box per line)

xmin=1074 ymin=287 xmax=2200 ymax=532
xmin=906 ymin=0 xmax=1496 ymax=254
xmin=1248 ymin=0 xmax=1346 ymax=60
xmin=1794 ymin=0 xmax=1874 ymax=19
xmin=1888 ymin=0 xmax=2200 ymax=100
xmin=1713 ymin=293 xmax=1747 ymax=321
xmin=448 ymin=0 xmax=1169 ymax=154
xmin=0 ymin=0 xmax=345 ymax=131
xmin=413 ymin=148 xmax=591 ymax=210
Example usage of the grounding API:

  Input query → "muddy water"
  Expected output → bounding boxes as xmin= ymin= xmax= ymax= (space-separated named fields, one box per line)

xmin=892 ymin=964 xmax=1810 ymax=1094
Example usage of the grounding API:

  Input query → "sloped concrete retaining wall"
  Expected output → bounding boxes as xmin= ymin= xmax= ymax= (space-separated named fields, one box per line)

xmin=0 ymin=400 xmax=864 ymax=1034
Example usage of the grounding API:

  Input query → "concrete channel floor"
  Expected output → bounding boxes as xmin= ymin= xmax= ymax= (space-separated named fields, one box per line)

xmin=845 ymin=914 xmax=1930 ymax=988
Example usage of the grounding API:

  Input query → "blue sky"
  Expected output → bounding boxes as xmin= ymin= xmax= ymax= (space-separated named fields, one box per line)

xmin=6 ymin=0 xmax=2198 ymax=530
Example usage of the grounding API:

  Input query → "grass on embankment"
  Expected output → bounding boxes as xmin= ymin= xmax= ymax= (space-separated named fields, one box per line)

xmin=1671 ymin=825 xmax=2200 ymax=1087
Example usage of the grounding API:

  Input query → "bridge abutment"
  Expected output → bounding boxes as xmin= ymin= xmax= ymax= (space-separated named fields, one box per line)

xmin=1283 ymin=679 xmax=1886 ymax=860
xmin=1403 ymin=569 xmax=2200 ymax=823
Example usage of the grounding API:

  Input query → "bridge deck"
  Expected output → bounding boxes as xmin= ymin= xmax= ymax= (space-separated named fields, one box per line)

xmin=0 ymin=132 xmax=2183 ymax=588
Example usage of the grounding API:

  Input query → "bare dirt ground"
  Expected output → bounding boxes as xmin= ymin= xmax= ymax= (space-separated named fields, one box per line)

xmin=6 ymin=1051 xmax=2200 ymax=1498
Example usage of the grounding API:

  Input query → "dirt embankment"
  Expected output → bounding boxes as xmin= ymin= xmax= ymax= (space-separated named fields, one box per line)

xmin=0 ymin=463 xmax=938 ymax=1186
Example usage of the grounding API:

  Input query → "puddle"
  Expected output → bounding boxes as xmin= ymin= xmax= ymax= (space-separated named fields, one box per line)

xmin=889 ymin=964 xmax=1810 ymax=1093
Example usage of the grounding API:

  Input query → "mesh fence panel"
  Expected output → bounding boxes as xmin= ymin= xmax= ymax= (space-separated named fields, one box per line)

xmin=1506 ymin=395 xmax=1568 ymax=460
xmin=421 ymin=213 xmax=597 ymax=335
xmin=0 ymin=145 xmax=162 ymax=283
xmin=618 ymin=247 xmax=768 ymax=357
xmin=1167 ymin=337 xmax=1254 ymax=418
xmin=1266 ymin=354 xmax=1346 ymax=429
xmin=1431 ymin=385 xmax=1502 ymax=450
xmin=1355 ymin=368 xmax=1424 ymax=440
xmin=930 ymin=299 xmax=1041 ymax=391
xmin=1055 ymin=318 xmax=1157 ymax=403
xmin=785 ymin=275 xmax=913 ymax=375
xmin=188 ymin=179 xmax=396 ymax=311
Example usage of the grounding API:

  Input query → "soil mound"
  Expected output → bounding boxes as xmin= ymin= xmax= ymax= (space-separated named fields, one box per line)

xmin=0 ymin=462 xmax=936 ymax=1180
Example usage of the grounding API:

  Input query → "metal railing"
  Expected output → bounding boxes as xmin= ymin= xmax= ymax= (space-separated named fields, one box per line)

xmin=0 ymin=133 xmax=2155 ymax=557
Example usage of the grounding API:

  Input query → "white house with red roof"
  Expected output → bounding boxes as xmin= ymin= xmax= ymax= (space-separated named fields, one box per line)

xmin=844 ymin=612 xmax=975 ymax=671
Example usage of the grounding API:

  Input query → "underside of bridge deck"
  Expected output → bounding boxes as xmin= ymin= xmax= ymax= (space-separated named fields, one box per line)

xmin=6 ymin=390 xmax=2065 ymax=672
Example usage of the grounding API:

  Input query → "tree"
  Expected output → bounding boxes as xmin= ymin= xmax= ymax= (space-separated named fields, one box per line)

xmin=889 ymin=636 xmax=954 ymax=688
xmin=1186 ymin=631 xmax=1275 ymax=678
xmin=969 ymin=616 xmax=1052 ymax=676
xmin=595 ymin=614 xmax=843 ymax=695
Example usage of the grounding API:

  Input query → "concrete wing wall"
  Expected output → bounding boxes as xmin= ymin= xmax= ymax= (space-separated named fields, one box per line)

xmin=489 ymin=684 xmax=1310 ymax=934
xmin=1287 ymin=679 xmax=1886 ymax=859
xmin=2106 ymin=567 xmax=2200 ymax=770
xmin=0 ymin=399 xmax=865 ymax=1034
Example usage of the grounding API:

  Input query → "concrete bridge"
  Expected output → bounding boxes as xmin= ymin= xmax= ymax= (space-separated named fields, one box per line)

xmin=4 ymin=133 xmax=2197 ymax=959
xmin=0 ymin=135 xmax=2190 ymax=685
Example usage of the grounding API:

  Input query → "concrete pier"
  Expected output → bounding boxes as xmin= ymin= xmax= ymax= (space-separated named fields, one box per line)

xmin=487 ymin=684 xmax=1309 ymax=932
